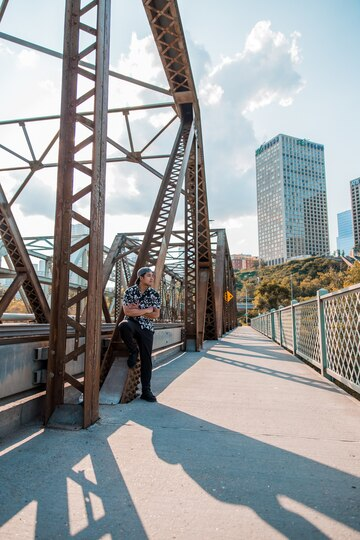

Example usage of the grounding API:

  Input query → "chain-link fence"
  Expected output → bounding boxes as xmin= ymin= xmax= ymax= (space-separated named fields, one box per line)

xmin=251 ymin=284 xmax=360 ymax=395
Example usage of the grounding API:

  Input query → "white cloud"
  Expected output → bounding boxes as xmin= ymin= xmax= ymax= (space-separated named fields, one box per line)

xmin=118 ymin=32 xmax=163 ymax=83
xmin=38 ymin=79 xmax=59 ymax=98
xmin=194 ymin=19 xmax=305 ymax=227
xmin=125 ymin=176 xmax=140 ymax=198
xmin=105 ymin=165 xmax=159 ymax=217
xmin=14 ymin=176 xmax=56 ymax=219
xmin=202 ymin=20 xmax=304 ymax=115
xmin=148 ymin=110 xmax=175 ymax=129
xmin=199 ymin=83 xmax=223 ymax=106
xmin=215 ymin=215 xmax=259 ymax=255
xmin=244 ymin=20 xmax=278 ymax=53
xmin=244 ymin=89 xmax=278 ymax=113
xmin=279 ymin=97 xmax=294 ymax=107
xmin=110 ymin=32 xmax=168 ymax=108
xmin=0 ymin=42 xmax=14 ymax=56
xmin=16 ymin=49 xmax=38 ymax=68
xmin=289 ymin=31 xmax=302 ymax=64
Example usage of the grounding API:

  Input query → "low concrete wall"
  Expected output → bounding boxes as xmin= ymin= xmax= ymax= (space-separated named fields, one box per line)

xmin=153 ymin=325 xmax=182 ymax=350
xmin=0 ymin=339 xmax=85 ymax=400
xmin=0 ymin=324 xmax=183 ymax=438
xmin=0 ymin=325 xmax=183 ymax=400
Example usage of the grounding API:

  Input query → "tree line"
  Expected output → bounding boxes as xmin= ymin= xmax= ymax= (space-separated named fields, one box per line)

xmin=235 ymin=257 xmax=360 ymax=316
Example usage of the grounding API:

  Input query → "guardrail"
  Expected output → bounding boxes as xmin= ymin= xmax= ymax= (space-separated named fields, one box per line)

xmin=251 ymin=284 xmax=360 ymax=395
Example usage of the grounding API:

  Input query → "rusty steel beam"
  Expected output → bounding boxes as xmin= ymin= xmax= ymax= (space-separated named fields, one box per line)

xmin=214 ymin=229 xmax=226 ymax=338
xmin=0 ymin=272 xmax=26 ymax=315
xmin=0 ymin=0 xmax=9 ymax=22
xmin=184 ymin=141 xmax=198 ymax=349
xmin=45 ymin=0 xmax=111 ymax=428
xmin=0 ymin=102 xmax=174 ymax=130
xmin=224 ymin=242 xmax=237 ymax=331
xmin=114 ymin=260 xmax=123 ymax=321
xmin=142 ymin=0 xmax=196 ymax=109
xmin=197 ymin=164 xmax=217 ymax=341
xmin=9 ymin=131 xmax=60 ymax=206
xmin=143 ymin=0 xmax=217 ymax=346
xmin=214 ymin=229 xmax=237 ymax=335
xmin=0 ymin=31 xmax=171 ymax=96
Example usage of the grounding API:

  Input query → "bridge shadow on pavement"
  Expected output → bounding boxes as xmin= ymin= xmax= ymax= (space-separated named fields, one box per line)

xmin=0 ymin=328 xmax=359 ymax=539
xmin=205 ymin=340 xmax=341 ymax=394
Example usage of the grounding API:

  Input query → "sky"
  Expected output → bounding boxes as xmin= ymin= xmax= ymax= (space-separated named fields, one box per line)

xmin=0 ymin=0 xmax=360 ymax=257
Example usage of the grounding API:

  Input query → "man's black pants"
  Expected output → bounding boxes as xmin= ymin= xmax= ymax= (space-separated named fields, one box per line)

xmin=118 ymin=319 xmax=154 ymax=391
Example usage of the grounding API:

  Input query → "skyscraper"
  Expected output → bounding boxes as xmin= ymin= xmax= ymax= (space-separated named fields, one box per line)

xmin=336 ymin=210 xmax=354 ymax=256
xmin=255 ymin=134 xmax=330 ymax=265
xmin=350 ymin=177 xmax=360 ymax=250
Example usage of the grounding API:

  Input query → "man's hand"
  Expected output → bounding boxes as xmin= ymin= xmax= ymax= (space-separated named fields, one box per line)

xmin=123 ymin=303 xmax=155 ymax=317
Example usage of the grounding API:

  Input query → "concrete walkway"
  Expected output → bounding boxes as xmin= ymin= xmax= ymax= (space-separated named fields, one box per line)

xmin=0 ymin=326 xmax=359 ymax=539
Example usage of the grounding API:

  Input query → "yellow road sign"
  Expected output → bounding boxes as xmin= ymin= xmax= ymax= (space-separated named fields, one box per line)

xmin=224 ymin=291 xmax=233 ymax=302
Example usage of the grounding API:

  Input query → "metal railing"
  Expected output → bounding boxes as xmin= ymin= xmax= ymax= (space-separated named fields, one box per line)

xmin=251 ymin=284 xmax=360 ymax=395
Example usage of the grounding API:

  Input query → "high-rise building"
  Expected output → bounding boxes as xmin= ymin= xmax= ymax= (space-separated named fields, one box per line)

xmin=350 ymin=177 xmax=360 ymax=250
xmin=336 ymin=210 xmax=354 ymax=256
xmin=255 ymin=134 xmax=330 ymax=265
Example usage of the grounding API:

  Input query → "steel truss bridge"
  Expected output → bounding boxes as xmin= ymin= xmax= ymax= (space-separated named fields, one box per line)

xmin=0 ymin=0 xmax=237 ymax=428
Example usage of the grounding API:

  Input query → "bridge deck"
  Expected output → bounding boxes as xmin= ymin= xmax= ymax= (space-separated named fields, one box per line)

xmin=0 ymin=326 xmax=359 ymax=539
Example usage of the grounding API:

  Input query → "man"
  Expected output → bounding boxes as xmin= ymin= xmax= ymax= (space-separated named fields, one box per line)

xmin=119 ymin=267 xmax=161 ymax=402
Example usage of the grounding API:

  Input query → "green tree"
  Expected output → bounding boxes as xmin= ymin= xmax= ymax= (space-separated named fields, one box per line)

xmin=235 ymin=256 xmax=350 ymax=316
xmin=256 ymin=256 xmax=347 ymax=303
xmin=253 ymin=281 xmax=290 ymax=312
xmin=235 ymin=270 xmax=258 ymax=301
xmin=344 ymin=261 xmax=360 ymax=286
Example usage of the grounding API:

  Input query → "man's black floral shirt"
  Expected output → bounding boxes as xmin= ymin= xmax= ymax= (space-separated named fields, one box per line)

xmin=123 ymin=284 xmax=161 ymax=332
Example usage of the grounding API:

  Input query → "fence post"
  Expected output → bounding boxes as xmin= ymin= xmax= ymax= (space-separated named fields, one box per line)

xmin=317 ymin=288 xmax=328 ymax=377
xmin=278 ymin=306 xmax=284 ymax=346
xmin=291 ymin=299 xmax=298 ymax=354
xmin=270 ymin=308 xmax=276 ymax=341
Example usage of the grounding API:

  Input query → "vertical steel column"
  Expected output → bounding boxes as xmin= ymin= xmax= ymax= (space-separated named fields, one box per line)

xmin=197 ymin=163 xmax=217 ymax=342
xmin=184 ymin=139 xmax=198 ymax=350
xmin=45 ymin=0 xmax=111 ymax=427
xmin=114 ymin=260 xmax=122 ymax=321
xmin=170 ymin=276 xmax=176 ymax=321
xmin=214 ymin=229 xmax=226 ymax=337
xmin=225 ymin=243 xmax=237 ymax=330
xmin=215 ymin=230 xmax=236 ymax=334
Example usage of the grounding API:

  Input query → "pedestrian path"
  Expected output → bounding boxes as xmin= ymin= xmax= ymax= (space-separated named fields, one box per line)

xmin=0 ymin=326 xmax=359 ymax=539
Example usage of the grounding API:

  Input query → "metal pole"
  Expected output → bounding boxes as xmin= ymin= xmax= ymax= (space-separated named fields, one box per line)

xmin=245 ymin=286 xmax=248 ymax=325
xmin=291 ymin=299 xmax=298 ymax=354
xmin=317 ymin=288 xmax=329 ymax=377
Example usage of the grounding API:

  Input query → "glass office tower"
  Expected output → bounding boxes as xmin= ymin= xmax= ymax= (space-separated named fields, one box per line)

xmin=350 ymin=177 xmax=360 ymax=250
xmin=256 ymin=134 xmax=330 ymax=265
xmin=336 ymin=210 xmax=354 ymax=256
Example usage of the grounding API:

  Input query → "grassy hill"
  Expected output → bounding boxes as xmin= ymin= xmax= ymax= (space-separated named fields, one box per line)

xmin=235 ymin=256 xmax=351 ymax=314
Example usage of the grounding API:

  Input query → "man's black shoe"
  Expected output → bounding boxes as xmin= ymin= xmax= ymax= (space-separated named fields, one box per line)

xmin=140 ymin=390 xmax=157 ymax=402
xmin=127 ymin=350 xmax=138 ymax=368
